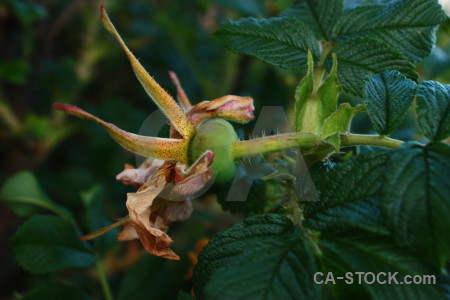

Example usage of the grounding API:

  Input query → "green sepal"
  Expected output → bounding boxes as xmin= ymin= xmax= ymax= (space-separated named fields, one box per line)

xmin=321 ymin=103 xmax=365 ymax=149
xmin=295 ymin=50 xmax=315 ymax=132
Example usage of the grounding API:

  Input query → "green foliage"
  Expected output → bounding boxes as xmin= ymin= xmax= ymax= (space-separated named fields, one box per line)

xmin=334 ymin=0 xmax=447 ymax=61
xmin=0 ymin=171 xmax=69 ymax=217
xmin=214 ymin=17 xmax=319 ymax=69
xmin=81 ymin=185 xmax=118 ymax=255
xmin=194 ymin=215 xmax=324 ymax=299
xmin=23 ymin=282 xmax=92 ymax=300
xmin=320 ymin=235 xmax=443 ymax=299
xmin=281 ymin=0 xmax=344 ymax=40
xmin=416 ymin=80 xmax=450 ymax=141
xmin=11 ymin=215 xmax=96 ymax=273
xmin=118 ymin=255 xmax=174 ymax=300
xmin=382 ymin=142 xmax=450 ymax=268
xmin=322 ymin=104 xmax=365 ymax=144
xmin=305 ymin=151 xmax=390 ymax=235
xmin=3 ymin=0 xmax=450 ymax=299
xmin=327 ymin=38 xmax=417 ymax=96
xmin=364 ymin=70 xmax=417 ymax=135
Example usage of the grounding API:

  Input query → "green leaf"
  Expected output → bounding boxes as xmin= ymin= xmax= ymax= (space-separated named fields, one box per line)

xmin=364 ymin=70 xmax=417 ymax=135
xmin=81 ymin=185 xmax=118 ymax=254
xmin=0 ymin=59 xmax=31 ymax=85
xmin=11 ymin=215 xmax=96 ymax=273
xmin=118 ymin=255 xmax=174 ymax=300
xmin=0 ymin=171 xmax=70 ymax=217
xmin=280 ymin=0 xmax=344 ymax=39
xmin=328 ymin=38 xmax=417 ymax=96
xmin=305 ymin=151 xmax=445 ymax=298
xmin=214 ymin=17 xmax=320 ymax=69
xmin=177 ymin=291 xmax=195 ymax=300
xmin=334 ymin=0 xmax=447 ymax=61
xmin=23 ymin=282 xmax=92 ymax=300
xmin=320 ymin=234 xmax=444 ymax=299
xmin=416 ymin=80 xmax=450 ymax=141
xmin=382 ymin=142 xmax=450 ymax=267
xmin=321 ymin=103 xmax=365 ymax=148
xmin=305 ymin=151 xmax=390 ymax=235
xmin=194 ymin=214 xmax=325 ymax=299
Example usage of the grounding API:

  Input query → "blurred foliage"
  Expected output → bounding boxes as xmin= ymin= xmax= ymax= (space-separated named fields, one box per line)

xmin=1 ymin=0 xmax=449 ymax=299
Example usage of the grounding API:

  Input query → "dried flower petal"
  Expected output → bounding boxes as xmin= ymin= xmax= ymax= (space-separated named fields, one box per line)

xmin=173 ymin=151 xmax=214 ymax=196
xmin=123 ymin=165 xmax=179 ymax=259
xmin=116 ymin=158 xmax=165 ymax=187
xmin=187 ymin=95 xmax=254 ymax=126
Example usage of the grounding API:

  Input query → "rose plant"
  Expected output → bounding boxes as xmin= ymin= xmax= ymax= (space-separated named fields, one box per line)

xmin=1 ymin=0 xmax=450 ymax=299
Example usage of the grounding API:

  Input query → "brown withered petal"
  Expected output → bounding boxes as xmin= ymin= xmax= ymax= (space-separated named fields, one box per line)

xmin=116 ymin=158 xmax=165 ymax=187
xmin=187 ymin=95 xmax=255 ymax=126
xmin=119 ymin=152 xmax=213 ymax=260
xmin=117 ymin=223 xmax=139 ymax=241
xmin=124 ymin=165 xmax=179 ymax=260
xmin=173 ymin=151 xmax=214 ymax=196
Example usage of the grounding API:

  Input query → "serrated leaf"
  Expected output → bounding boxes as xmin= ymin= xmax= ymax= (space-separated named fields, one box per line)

xmin=364 ymin=70 xmax=417 ymax=135
xmin=11 ymin=215 xmax=96 ymax=273
xmin=194 ymin=214 xmax=324 ymax=299
xmin=214 ymin=17 xmax=320 ymax=69
xmin=0 ymin=171 xmax=70 ymax=218
xmin=305 ymin=151 xmax=445 ymax=298
xmin=335 ymin=0 xmax=447 ymax=61
xmin=416 ymin=80 xmax=450 ymax=141
xmin=382 ymin=142 xmax=450 ymax=268
xmin=281 ymin=0 xmax=344 ymax=39
xmin=344 ymin=0 xmax=395 ymax=10
xmin=320 ymin=234 xmax=444 ymax=299
xmin=305 ymin=151 xmax=390 ymax=235
xmin=328 ymin=38 xmax=417 ymax=96
xmin=322 ymin=103 xmax=365 ymax=140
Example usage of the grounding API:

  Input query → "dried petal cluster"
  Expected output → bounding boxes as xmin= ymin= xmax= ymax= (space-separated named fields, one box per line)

xmin=54 ymin=6 xmax=255 ymax=259
xmin=116 ymin=152 xmax=213 ymax=260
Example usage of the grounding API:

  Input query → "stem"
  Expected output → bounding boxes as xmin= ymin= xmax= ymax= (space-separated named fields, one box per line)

xmin=232 ymin=132 xmax=405 ymax=160
xmin=232 ymin=132 xmax=321 ymax=160
xmin=95 ymin=260 xmax=113 ymax=300
xmin=340 ymin=133 xmax=404 ymax=149
xmin=79 ymin=216 xmax=129 ymax=241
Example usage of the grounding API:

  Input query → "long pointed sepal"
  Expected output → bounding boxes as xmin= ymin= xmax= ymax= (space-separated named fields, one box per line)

xmin=53 ymin=104 xmax=189 ymax=163
xmin=100 ymin=6 xmax=194 ymax=139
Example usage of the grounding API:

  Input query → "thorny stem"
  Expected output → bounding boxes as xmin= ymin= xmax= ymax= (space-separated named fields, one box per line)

xmin=232 ymin=132 xmax=321 ymax=160
xmin=340 ymin=134 xmax=404 ymax=149
xmin=95 ymin=260 xmax=113 ymax=300
xmin=232 ymin=132 xmax=404 ymax=160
